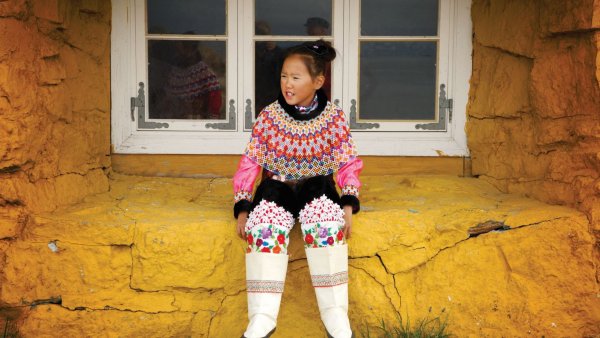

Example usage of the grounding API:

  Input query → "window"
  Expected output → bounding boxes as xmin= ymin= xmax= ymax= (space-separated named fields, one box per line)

xmin=111 ymin=0 xmax=471 ymax=155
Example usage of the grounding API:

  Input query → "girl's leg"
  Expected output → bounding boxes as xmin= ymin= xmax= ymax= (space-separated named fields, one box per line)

xmin=243 ymin=179 xmax=296 ymax=338
xmin=298 ymin=176 xmax=353 ymax=338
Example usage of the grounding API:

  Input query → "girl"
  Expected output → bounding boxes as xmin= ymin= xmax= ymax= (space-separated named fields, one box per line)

xmin=233 ymin=40 xmax=363 ymax=338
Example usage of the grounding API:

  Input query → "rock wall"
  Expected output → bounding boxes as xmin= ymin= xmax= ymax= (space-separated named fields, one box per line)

xmin=0 ymin=0 xmax=110 ymax=242
xmin=467 ymin=0 xmax=600 ymax=279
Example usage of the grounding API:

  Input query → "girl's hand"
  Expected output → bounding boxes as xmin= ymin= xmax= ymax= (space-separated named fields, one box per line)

xmin=237 ymin=211 xmax=248 ymax=240
xmin=342 ymin=205 xmax=353 ymax=239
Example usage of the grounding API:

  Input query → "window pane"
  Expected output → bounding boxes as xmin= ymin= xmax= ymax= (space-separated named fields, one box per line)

xmin=359 ymin=42 xmax=436 ymax=120
xmin=147 ymin=0 xmax=226 ymax=35
xmin=254 ymin=41 xmax=333 ymax=115
xmin=148 ymin=40 xmax=226 ymax=120
xmin=361 ymin=0 xmax=438 ymax=36
xmin=255 ymin=0 xmax=332 ymax=36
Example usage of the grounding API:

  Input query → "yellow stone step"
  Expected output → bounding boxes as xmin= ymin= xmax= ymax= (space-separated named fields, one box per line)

xmin=3 ymin=174 xmax=599 ymax=337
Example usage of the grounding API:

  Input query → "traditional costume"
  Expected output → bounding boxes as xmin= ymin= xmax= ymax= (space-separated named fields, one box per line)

xmin=233 ymin=88 xmax=362 ymax=338
xmin=165 ymin=60 xmax=222 ymax=118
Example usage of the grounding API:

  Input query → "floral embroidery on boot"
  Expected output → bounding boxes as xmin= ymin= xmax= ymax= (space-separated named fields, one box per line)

xmin=245 ymin=200 xmax=294 ymax=254
xmin=300 ymin=195 xmax=346 ymax=249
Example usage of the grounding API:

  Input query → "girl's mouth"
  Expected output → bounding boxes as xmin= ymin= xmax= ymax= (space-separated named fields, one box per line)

xmin=285 ymin=91 xmax=294 ymax=98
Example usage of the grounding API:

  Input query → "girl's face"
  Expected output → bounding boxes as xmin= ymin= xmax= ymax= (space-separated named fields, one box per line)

xmin=280 ymin=55 xmax=325 ymax=107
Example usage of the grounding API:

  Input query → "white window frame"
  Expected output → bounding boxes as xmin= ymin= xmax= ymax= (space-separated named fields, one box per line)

xmin=111 ymin=0 xmax=472 ymax=156
xmin=346 ymin=0 xmax=471 ymax=156
xmin=112 ymin=0 xmax=245 ymax=154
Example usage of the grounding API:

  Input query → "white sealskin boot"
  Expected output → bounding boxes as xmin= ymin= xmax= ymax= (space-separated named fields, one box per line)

xmin=243 ymin=252 xmax=288 ymax=338
xmin=243 ymin=199 xmax=294 ymax=337
xmin=306 ymin=244 xmax=353 ymax=338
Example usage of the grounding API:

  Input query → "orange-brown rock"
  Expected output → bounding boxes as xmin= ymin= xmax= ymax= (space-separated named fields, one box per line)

xmin=0 ymin=0 xmax=111 ymax=225
xmin=469 ymin=0 xmax=600 ymax=282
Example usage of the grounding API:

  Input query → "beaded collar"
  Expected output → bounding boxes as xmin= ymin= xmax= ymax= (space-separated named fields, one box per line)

xmin=277 ymin=88 xmax=328 ymax=121
xmin=295 ymin=94 xmax=319 ymax=114
xmin=245 ymin=96 xmax=357 ymax=180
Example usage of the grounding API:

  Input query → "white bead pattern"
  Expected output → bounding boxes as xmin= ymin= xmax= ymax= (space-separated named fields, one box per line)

xmin=246 ymin=200 xmax=295 ymax=231
xmin=299 ymin=195 xmax=345 ymax=225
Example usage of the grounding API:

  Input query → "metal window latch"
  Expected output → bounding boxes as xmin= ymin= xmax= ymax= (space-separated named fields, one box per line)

xmin=206 ymin=99 xmax=236 ymax=130
xmin=416 ymin=84 xmax=452 ymax=131
xmin=349 ymin=99 xmax=380 ymax=130
xmin=131 ymin=82 xmax=169 ymax=129
xmin=130 ymin=82 xmax=144 ymax=121
xmin=244 ymin=99 xmax=253 ymax=130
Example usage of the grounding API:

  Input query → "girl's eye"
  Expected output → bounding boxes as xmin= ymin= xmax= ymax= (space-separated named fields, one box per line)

xmin=293 ymin=77 xmax=299 ymax=80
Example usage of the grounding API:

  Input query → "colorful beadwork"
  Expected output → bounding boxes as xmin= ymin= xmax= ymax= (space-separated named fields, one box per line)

xmin=244 ymin=101 xmax=357 ymax=180
xmin=234 ymin=190 xmax=253 ymax=203
xmin=295 ymin=94 xmax=319 ymax=114
xmin=341 ymin=185 xmax=359 ymax=198
xmin=299 ymin=195 xmax=345 ymax=248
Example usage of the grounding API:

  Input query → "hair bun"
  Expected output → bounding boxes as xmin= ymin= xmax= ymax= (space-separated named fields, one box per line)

xmin=303 ymin=40 xmax=336 ymax=62
xmin=284 ymin=39 xmax=337 ymax=79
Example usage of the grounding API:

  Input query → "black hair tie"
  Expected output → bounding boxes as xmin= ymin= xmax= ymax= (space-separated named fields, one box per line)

xmin=303 ymin=43 xmax=327 ymax=56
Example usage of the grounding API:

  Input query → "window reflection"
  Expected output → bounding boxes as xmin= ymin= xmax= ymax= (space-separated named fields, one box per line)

xmin=147 ymin=0 xmax=226 ymax=35
xmin=361 ymin=0 xmax=438 ymax=36
xmin=359 ymin=42 xmax=437 ymax=120
xmin=255 ymin=22 xmax=284 ymax=114
xmin=255 ymin=0 xmax=332 ymax=36
xmin=148 ymin=40 xmax=226 ymax=120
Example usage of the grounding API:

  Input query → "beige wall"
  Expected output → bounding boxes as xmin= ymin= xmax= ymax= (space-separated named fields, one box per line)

xmin=468 ymin=0 xmax=600 ymax=278
xmin=0 ymin=0 xmax=111 ymax=239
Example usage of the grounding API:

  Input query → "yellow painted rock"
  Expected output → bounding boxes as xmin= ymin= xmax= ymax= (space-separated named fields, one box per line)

xmin=4 ymin=174 xmax=599 ymax=337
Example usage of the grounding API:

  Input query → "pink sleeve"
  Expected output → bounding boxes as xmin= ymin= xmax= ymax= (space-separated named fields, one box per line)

xmin=336 ymin=157 xmax=363 ymax=197
xmin=233 ymin=155 xmax=262 ymax=203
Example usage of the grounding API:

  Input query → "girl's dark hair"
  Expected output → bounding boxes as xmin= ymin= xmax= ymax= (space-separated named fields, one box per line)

xmin=284 ymin=39 xmax=336 ymax=79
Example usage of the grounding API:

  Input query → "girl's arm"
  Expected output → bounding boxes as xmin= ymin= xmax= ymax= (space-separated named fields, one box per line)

xmin=336 ymin=157 xmax=363 ymax=214
xmin=233 ymin=155 xmax=261 ymax=218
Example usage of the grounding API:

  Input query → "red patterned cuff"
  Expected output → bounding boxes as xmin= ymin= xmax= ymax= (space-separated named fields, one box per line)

xmin=341 ymin=185 xmax=359 ymax=198
xmin=234 ymin=190 xmax=253 ymax=203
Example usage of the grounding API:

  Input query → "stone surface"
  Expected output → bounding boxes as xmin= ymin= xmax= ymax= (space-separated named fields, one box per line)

xmin=469 ymin=0 xmax=600 ymax=283
xmin=18 ymin=305 xmax=196 ymax=338
xmin=540 ymin=0 xmax=600 ymax=34
xmin=471 ymin=0 xmax=538 ymax=57
xmin=0 ymin=0 xmax=111 ymax=237
xmin=2 ymin=174 xmax=598 ymax=337
xmin=467 ymin=45 xmax=532 ymax=119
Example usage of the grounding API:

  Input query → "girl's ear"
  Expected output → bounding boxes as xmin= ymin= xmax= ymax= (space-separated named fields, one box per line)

xmin=313 ymin=74 xmax=325 ymax=90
